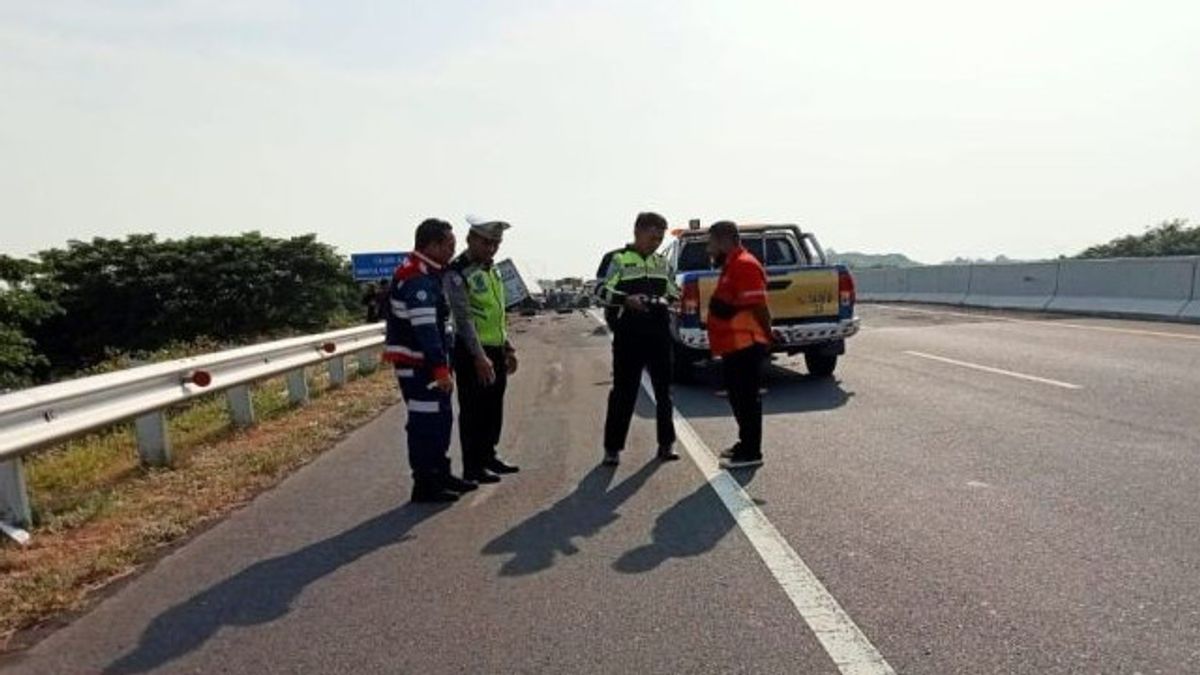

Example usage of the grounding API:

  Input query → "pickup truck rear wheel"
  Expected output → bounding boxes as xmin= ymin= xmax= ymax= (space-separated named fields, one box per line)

xmin=805 ymin=353 xmax=838 ymax=378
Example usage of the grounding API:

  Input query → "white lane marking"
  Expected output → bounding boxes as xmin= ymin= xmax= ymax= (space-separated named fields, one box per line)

xmin=669 ymin=407 xmax=895 ymax=674
xmin=904 ymin=350 xmax=1082 ymax=390
xmin=586 ymin=309 xmax=895 ymax=675
xmin=864 ymin=304 xmax=1200 ymax=342
xmin=546 ymin=361 xmax=564 ymax=397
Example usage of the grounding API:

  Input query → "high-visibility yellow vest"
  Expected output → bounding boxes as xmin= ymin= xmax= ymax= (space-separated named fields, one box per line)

xmin=600 ymin=248 xmax=676 ymax=305
xmin=462 ymin=263 xmax=507 ymax=346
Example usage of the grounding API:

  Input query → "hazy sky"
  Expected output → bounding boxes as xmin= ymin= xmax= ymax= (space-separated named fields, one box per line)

xmin=2 ymin=1 xmax=1197 ymax=277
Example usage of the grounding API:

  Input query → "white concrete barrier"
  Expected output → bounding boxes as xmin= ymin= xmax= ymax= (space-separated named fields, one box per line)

xmin=1182 ymin=263 xmax=1200 ymax=321
xmin=1048 ymin=257 xmax=1198 ymax=319
xmin=877 ymin=268 xmax=909 ymax=301
xmin=903 ymin=265 xmax=970 ymax=305
xmin=902 ymin=267 xmax=937 ymax=303
xmin=963 ymin=262 xmax=1059 ymax=310
xmin=853 ymin=269 xmax=888 ymax=301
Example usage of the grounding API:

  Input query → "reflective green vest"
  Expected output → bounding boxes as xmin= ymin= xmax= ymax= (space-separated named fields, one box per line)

xmin=463 ymin=263 xmax=507 ymax=346
xmin=601 ymin=247 xmax=678 ymax=306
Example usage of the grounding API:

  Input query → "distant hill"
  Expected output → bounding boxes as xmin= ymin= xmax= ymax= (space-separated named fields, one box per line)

xmin=940 ymin=255 xmax=1033 ymax=265
xmin=1078 ymin=218 xmax=1198 ymax=258
xmin=826 ymin=249 xmax=922 ymax=269
xmin=826 ymin=219 xmax=1200 ymax=268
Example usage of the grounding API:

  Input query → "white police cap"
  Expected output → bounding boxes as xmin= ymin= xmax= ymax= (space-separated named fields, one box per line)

xmin=465 ymin=214 xmax=511 ymax=241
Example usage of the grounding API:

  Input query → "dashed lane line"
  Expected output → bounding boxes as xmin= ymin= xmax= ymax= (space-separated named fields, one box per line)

xmin=904 ymin=350 xmax=1083 ymax=390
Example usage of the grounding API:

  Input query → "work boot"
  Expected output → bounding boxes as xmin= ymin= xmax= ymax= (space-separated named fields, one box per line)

xmin=441 ymin=474 xmax=479 ymax=493
xmin=602 ymin=451 xmax=620 ymax=467
xmin=720 ymin=454 xmax=764 ymax=470
xmin=463 ymin=469 xmax=501 ymax=484
xmin=657 ymin=444 xmax=680 ymax=462
xmin=485 ymin=458 xmax=520 ymax=474
xmin=719 ymin=444 xmax=741 ymax=459
xmin=411 ymin=483 xmax=460 ymax=503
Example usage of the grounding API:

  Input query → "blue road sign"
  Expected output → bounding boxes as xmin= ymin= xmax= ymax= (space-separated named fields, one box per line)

xmin=351 ymin=252 xmax=409 ymax=281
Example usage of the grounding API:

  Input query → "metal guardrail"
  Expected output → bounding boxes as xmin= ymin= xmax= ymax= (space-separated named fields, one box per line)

xmin=0 ymin=324 xmax=386 ymax=540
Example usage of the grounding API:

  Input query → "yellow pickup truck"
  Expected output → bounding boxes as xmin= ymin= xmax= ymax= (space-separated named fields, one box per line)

xmin=662 ymin=222 xmax=860 ymax=380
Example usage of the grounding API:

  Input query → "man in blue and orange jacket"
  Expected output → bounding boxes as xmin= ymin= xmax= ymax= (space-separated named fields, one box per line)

xmin=383 ymin=218 xmax=478 ymax=503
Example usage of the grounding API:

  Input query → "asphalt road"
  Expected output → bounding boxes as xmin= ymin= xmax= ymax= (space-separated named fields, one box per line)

xmin=4 ymin=305 xmax=1200 ymax=674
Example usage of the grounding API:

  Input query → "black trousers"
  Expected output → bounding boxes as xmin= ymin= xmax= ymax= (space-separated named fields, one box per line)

xmin=722 ymin=344 xmax=766 ymax=458
xmin=452 ymin=344 xmax=509 ymax=474
xmin=603 ymin=329 xmax=675 ymax=453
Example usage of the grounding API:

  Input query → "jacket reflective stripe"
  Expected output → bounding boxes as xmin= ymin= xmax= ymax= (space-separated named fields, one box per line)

xmin=385 ymin=344 xmax=424 ymax=358
xmin=391 ymin=303 xmax=437 ymax=320
xmin=407 ymin=399 xmax=441 ymax=413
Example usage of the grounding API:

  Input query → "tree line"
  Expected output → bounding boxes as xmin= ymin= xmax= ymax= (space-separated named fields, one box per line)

xmin=833 ymin=218 xmax=1197 ymax=270
xmin=1077 ymin=218 xmax=1199 ymax=259
xmin=1 ymin=233 xmax=363 ymax=390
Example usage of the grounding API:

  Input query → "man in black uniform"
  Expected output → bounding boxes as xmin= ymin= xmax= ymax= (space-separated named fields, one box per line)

xmin=597 ymin=212 xmax=680 ymax=466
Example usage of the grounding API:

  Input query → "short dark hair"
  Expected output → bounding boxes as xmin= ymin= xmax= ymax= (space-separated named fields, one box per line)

xmin=634 ymin=212 xmax=668 ymax=232
xmin=414 ymin=218 xmax=453 ymax=250
xmin=709 ymin=220 xmax=740 ymax=243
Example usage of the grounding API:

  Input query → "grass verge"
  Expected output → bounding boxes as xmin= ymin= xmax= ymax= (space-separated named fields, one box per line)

xmin=0 ymin=364 xmax=398 ymax=650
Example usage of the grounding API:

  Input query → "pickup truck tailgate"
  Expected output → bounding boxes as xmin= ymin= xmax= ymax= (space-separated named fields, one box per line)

xmin=697 ymin=267 xmax=840 ymax=322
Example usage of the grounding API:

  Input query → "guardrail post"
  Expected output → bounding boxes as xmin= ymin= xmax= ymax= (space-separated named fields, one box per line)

xmin=328 ymin=357 xmax=347 ymax=388
xmin=0 ymin=458 xmax=32 ymax=528
xmin=357 ymin=350 xmax=379 ymax=376
xmin=226 ymin=385 xmax=255 ymax=427
xmin=286 ymin=369 xmax=310 ymax=405
xmin=135 ymin=411 xmax=173 ymax=466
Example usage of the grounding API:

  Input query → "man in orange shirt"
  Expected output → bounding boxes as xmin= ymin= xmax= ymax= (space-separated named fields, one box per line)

xmin=705 ymin=221 xmax=772 ymax=469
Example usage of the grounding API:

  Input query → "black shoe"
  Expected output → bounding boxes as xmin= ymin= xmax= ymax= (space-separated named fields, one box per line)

xmin=411 ymin=485 xmax=460 ymax=503
xmin=485 ymin=458 xmax=520 ymax=474
xmin=657 ymin=444 xmax=680 ymax=461
xmin=464 ymin=470 xmax=501 ymax=484
xmin=602 ymin=451 xmax=620 ymax=466
xmin=720 ymin=455 xmax=763 ymax=470
xmin=441 ymin=474 xmax=479 ymax=493
xmin=719 ymin=444 xmax=741 ymax=460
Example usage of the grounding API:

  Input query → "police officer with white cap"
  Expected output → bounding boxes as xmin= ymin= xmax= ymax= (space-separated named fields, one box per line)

xmin=446 ymin=215 xmax=521 ymax=484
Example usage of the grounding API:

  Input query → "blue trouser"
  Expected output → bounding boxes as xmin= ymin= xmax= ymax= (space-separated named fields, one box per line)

xmin=395 ymin=366 xmax=453 ymax=485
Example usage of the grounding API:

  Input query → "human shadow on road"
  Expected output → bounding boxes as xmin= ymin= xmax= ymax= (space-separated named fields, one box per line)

xmin=663 ymin=363 xmax=853 ymax=420
xmin=482 ymin=462 xmax=661 ymax=577
xmin=613 ymin=480 xmax=738 ymax=574
xmin=104 ymin=503 xmax=449 ymax=675
xmin=732 ymin=465 xmax=760 ymax=488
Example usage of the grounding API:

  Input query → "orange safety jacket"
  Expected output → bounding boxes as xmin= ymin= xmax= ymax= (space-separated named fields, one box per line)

xmin=706 ymin=245 xmax=769 ymax=357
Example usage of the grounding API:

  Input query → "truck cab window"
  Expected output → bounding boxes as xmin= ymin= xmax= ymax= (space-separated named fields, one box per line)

xmin=764 ymin=237 xmax=799 ymax=267
xmin=742 ymin=237 xmax=765 ymax=264
xmin=678 ymin=241 xmax=713 ymax=272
